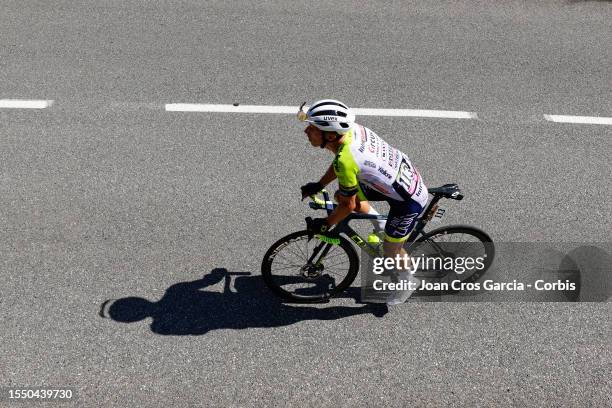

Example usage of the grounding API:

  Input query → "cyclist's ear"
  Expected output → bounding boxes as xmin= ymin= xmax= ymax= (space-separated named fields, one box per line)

xmin=323 ymin=131 xmax=336 ymax=142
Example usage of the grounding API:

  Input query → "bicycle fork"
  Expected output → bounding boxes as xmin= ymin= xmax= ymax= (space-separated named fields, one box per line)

xmin=307 ymin=241 xmax=334 ymax=268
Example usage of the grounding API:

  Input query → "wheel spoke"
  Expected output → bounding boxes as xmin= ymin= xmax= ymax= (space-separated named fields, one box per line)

xmin=276 ymin=252 xmax=304 ymax=265
xmin=323 ymin=270 xmax=344 ymax=277
xmin=317 ymin=252 xmax=348 ymax=262
xmin=272 ymin=261 xmax=305 ymax=268
xmin=414 ymin=228 xmax=493 ymax=288
xmin=323 ymin=260 xmax=350 ymax=269
xmin=292 ymin=238 xmax=307 ymax=260
xmin=271 ymin=264 xmax=305 ymax=272
xmin=263 ymin=231 xmax=358 ymax=301
xmin=284 ymin=243 xmax=306 ymax=261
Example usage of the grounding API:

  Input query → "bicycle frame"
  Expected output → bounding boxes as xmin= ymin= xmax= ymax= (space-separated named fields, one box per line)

xmin=262 ymin=185 xmax=492 ymax=302
xmin=307 ymin=190 xmax=448 ymax=260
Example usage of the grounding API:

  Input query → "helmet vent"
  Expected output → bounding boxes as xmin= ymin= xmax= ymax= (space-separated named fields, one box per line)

xmin=309 ymin=101 xmax=348 ymax=111
xmin=312 ymin=110 xmax=347 ymax=118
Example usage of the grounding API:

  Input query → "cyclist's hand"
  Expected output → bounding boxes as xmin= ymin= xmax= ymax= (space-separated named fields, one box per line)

xmin=301 ymin=181 xmax=323 ymax=200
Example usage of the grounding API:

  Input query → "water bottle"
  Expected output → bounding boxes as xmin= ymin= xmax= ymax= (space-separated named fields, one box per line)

xmin=367 ymin=232 xmax=381 ymax=244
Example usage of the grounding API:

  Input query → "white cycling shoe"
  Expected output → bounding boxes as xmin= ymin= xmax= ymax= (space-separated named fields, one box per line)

xmin=386 ymin=272 xmax=422 ymax=306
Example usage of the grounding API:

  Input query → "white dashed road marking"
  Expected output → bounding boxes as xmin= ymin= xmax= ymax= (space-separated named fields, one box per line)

xmin=165 ymin=103 xmax=477 ymax=119
xmin=353 ymin=108 xmax=476 ymax=119
xmin=0 ymin=99 xmax=54 ymax=109
xmin=543 ymin=114 xmax=612 ymax=125
xmin=2 ymin=99 xmax=610 ymax=126
xmin=165 ymin=104 xmax=297 ymax=114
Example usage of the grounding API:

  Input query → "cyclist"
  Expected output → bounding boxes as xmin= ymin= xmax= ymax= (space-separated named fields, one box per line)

xmin=299 ymin=99 xmax=428 ymax=305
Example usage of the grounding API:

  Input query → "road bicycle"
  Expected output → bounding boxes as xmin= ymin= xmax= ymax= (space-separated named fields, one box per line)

xmin=261 ymin=184 xmax=495 ymax=302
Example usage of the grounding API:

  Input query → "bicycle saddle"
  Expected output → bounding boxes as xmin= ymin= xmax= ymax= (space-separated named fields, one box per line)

xmin=428 ymin=183 xmax=463 ymax=200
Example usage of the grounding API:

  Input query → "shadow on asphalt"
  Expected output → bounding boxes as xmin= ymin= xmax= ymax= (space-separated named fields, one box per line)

xmin=558 ymin=245 xmax=611 ymax=302
xmin=100 ymin=268 xmax=387 ymax=335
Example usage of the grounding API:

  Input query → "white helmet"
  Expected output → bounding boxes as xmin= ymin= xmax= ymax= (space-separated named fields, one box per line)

xmin=302 ymin=99 xmax=355 ymax=134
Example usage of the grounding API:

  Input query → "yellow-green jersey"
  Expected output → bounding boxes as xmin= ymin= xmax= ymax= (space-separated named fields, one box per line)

xmin=333 ymin=124 xmax=428 ymax=207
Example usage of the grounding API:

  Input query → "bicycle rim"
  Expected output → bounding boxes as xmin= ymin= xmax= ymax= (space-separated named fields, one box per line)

xmin=261 ymin=230 xmax=359 ymax=302
xmin=407 ymin=225 xmax=495 ymax=293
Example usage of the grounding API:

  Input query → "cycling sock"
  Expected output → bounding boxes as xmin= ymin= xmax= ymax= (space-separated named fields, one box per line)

xmin=367 ymin=207 xmax=386 ymax=232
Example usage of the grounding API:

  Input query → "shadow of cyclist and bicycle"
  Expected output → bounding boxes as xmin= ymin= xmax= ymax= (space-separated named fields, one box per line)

xmin=100 ymin=245 xmax=610 ymax=335
xmin=99 ymin=268 xmax=387 ymax=336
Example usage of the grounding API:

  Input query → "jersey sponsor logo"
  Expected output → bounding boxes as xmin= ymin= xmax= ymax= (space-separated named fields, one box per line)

xmin=380 ymin=141 xmax=390 ymax=160
xmin=358 ymin=127 xmax=367 ymax=153
xmin=368 ymin=134 xmax=377 ymax=153
xmin=390 ymin=151 xmax=399 ymax=169
xmin=387 ymin=213 xmax=419 ymax=235
xmin=388 ymin=149 xmax=396 ymax=168
xmin=396 ymin=160 xmax=417 ymax=194
xmin=364 ymin=160 xmax=376 ymax=168
xmin=415 ymin=183 xmax=423 ymax=196
xmin=378 ymin=166 xmax=392 ymax=179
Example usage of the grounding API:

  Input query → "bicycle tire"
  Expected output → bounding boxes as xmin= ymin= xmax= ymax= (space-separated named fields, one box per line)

xmin=407 ymin=225 xmax=495 ymax=295
xmin=261 ymin=230 xmax=359 ymax=302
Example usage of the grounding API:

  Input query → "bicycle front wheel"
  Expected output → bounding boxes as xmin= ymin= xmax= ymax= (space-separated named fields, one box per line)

xmin=261 ymin=230 xmax=359 ymax=302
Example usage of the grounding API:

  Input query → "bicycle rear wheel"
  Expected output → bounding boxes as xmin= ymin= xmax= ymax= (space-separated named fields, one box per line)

xmin=261 ymin=230 xmax=359 ymax=302
xmin=406 ymin=225 xmax=495 ymax=295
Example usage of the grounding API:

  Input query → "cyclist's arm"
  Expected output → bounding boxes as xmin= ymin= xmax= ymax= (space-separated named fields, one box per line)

xmin=318 ymin=164 xmax=337 ymax=186
xmin=326 ymin=192 xmax=356 ymax=226
xmin=327 ymin=150 xmax=359 ymax=225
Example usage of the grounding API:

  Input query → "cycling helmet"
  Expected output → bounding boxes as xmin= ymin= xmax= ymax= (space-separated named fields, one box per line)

xmin=302 ymin=99 xmax=355 ymax=134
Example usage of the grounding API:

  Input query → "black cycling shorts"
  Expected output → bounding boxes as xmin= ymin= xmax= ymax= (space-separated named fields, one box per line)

xmin=358 ymin=183 xmax=425 ymax=242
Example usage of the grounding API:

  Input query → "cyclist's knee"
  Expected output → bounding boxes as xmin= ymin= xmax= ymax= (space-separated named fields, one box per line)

xmin=334 ymin=190 xmax=369 ymax=213
xmin=355 ymin=198 xmax=370 ymax=213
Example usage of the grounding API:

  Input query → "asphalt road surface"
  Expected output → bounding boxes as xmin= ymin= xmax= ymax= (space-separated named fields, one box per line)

xmin=1 ymin=1 xmax=610 ymax=406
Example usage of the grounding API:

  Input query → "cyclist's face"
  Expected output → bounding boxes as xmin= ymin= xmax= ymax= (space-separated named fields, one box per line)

xmin=304 ymin=124 xmax=323 ymax=147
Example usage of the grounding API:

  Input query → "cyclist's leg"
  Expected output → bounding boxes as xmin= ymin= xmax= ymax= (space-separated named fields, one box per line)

xmin=357 ymin=183 xmax=386 ymax=231
xmin=383 ymin=199 xmax=423 ymax=250
xmin=333 ymin=190 xmax=372 ymax=214
xmin=382 ymin=198 xmax=426 ymax=305
xmin=334 ymin=183 xmax=386 ymax=231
